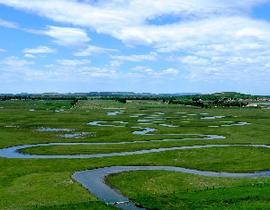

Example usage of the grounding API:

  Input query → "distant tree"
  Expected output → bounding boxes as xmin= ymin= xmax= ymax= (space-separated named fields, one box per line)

xmin=70 ymin=98 xmax=79 ymax=106
xmin=116 ymin=98 xmax=127 ymax=103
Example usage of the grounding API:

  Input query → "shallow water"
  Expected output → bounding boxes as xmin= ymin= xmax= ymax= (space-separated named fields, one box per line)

xmin=36 ymin=128 xmax=74 ymax=132
xmin=0 ymin=135 xmax=226 ymax=159
xmin=137 ymin=119 xmax=152 ymax=123
xmin=55 ymin=109 xmax=65 ymax=113
xmin=132 ymin=127 xmax=156 ymax=135
xmin=138 ymin=123 xmax=153 ymax=125
xmin=159 ymin=124 xmax=178 ymax=128
xmin=107 ymin=110 xmax=124 ymax=116
xmin=221 ymin=122 xmax=251 ymax=127
xmin=4 ymin=125 xmax=19 ymax=128
xmin=87 ymin=121 xmax=128 ymax=127
xmin=208 ymin=122 xmax=251 ymax=128
xmin=103 ymin=108 xmax=126 ymax=110
xmin=201 ymin=116 xmax=225 ymax=120
xmin=0 ymin=110 xmax=257 ymax=209
xmin=153 ymin=112 xmax=165 ymax=115
xmin=130 ymin=114 xmax=145 ymax=118
xmin=73 ymin=157 xmax=270 ymax=210
xmin=59 ymin=132 xmax=94 ymax=139
xmin=2 ymin=135 xmax=270 ymax=209
xmin=208 ymin=125 xmax=220 ymax=128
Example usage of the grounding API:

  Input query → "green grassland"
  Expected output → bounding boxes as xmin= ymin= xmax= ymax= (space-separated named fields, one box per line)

xmin=1 ymin=99 xmax=270 ymax=209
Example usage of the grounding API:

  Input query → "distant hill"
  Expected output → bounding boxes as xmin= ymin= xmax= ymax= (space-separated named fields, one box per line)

xmin=0 ymin=92 xmax=199 ymax=98
xmin=0 ymin=91 xmax=268 ymax=101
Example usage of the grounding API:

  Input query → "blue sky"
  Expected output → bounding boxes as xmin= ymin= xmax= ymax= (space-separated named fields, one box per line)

xmin=1 ymin=0 xmax=270 ymax=94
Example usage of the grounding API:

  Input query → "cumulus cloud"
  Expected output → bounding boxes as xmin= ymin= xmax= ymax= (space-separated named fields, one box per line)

xmin=45 ymin=26 xmax=90 ymax=46
xmin=1 ymin=0 xmax=270 ymax=89
xmin=0 ymin=18 xmax=18 ymax=28
xmin=0 ymin=56 xmax=34 ymax=68
xmin=1 ymin=1 xmax=270 ymax=53
xmin=0 ymin=56 xmax=115 ymax=82
xmin=112 ymin=53 xmax=157 ymax=62
xmin=81 ymin=67 xmax=117 ymax=77
xmin=24 ymin=46 xmax=55 ymax=54
xmin=74 ymin=45 xmax=117 ymax=57
xmin=0 ymin=0 xmax=266 ymax=27
xmin=0 ymin=0 xmax=267 ymax=37
xmin=133 ymin=66 xmax=179 ymax=77
xmin=28 ymin=25 xmax=91 ymax=47
xmin=56 ymin=59 xmax=91 ymax=66
xmin=23 ymin=46 xmax=55 ymax=58
xmin=161 ymin=68 xmax=179 ymax=75
xmin=132 ymin=66 xmax=154 ymax=73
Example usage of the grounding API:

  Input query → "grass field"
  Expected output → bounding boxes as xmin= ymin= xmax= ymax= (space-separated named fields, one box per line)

xmin=1 ymin=99 xmax=270 ymax=209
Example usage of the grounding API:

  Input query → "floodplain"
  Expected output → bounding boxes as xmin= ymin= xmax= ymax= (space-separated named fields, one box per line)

xmin=1 ymin=99 xmax=270 ymax=209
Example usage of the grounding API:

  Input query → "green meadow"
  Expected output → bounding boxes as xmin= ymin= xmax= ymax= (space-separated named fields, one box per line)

xmin=1 ymin=99 xmax=270 ymax=209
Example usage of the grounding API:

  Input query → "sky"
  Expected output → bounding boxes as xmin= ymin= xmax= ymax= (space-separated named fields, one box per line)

xmin=1 ymin=1 xmax=270 ymax=94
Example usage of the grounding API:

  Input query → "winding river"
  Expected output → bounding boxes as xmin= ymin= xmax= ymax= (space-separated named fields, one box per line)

xmin=0 ymin=118 xmax=261 ymax=210
xmin=1 ymin=141 xmax=270 ymax=209
xmin=74 ymin=164 xmax=270 ymax=210
xmin=0 ymin=134 xmax=224 ymax=159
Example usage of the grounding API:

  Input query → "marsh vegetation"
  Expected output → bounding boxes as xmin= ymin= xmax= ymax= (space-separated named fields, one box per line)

xmin=0 ymin=99 xmax=270 ymax=209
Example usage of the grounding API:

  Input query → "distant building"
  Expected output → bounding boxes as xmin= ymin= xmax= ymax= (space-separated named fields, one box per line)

xmin=246 ymin=103 xmax=258 ymax=107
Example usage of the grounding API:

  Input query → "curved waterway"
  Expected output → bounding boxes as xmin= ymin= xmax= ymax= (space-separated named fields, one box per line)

xmin=2 ymin=135 xmax=270 ymax=209
xmin=0 ymin=134 xmax=224 ymax=159
xmin=73 ymin=164 xmax=270 ymax=210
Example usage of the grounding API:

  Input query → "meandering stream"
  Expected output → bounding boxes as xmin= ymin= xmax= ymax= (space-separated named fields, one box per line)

xmin=74 ymin=164 xmax=270 ymax=210
xmin=1 ymin=140 xmax=270 ymax=209
xmin=0 ymin=114 xmax=257 ymax=210
xmin=0 ymin=134 xmax=224 ymax=158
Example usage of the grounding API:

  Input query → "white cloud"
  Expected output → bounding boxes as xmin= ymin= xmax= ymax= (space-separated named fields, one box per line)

xmin=23 ymin=46 xmax=55 ymax=57
xmin=161 ymin=68 xmax=179 ymax=75
xmin=30 ymin=25 xmax=91 ymax=46
xmin=180 ymin=56 xmax=210 ymax=65
xmin=0 ymin=0 xmax=266 ymax=28
xmin=0 ymin=57 xmax=116 ymax=82
xmin=235 ymin=28 xmax=266 ymax=39
xmin=74 ymin=45 xmax=117 ymax=57
xmin=109 ymin=60 xmax=122 ymax=68
xmin=31 ymin=65 xmax=117 ymax=81
xmin=112 ymin=53 xmax=157 ymax=62
xmin=56 ymin=59 xmax=91 ymax=66
xmin=2 ymin=1 xmax=270 ymax=54
xmin=0 ymin=18 xmax=18 ymax=28
xmin=133 ymin=66 xmax=179 ymax=77
xmin=0 ymin=56 xmax=34 ymax=68
xmin=45 ymin=25 xmax=90 ymax=46
xmin=178 ymin=44 xmax=270 ymax=81
xmin=24 ymin=46 xmax=55 ymax=54
xmin=0 ymin=0 xmax=267 ymax=36
xmin=24 ymin=54 xmax=36 ymax=58
xmin=1 ymin=0 xmax=270 ymax=85
xmin=133 ymin=66 xmax=154 ymax=73
xmin=81 ymin=67 xmax=117 ymax=77
xmin=0 ymin=48 xmax=6 ymax=52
